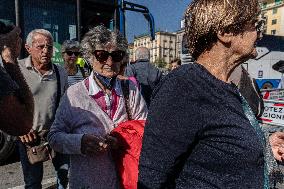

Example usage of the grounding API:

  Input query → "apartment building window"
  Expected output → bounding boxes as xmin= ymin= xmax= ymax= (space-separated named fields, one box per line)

xmin=273 ymin=8 xmax=278 ymax=14
xmin=271 ymin=30 xmax=277 ymax=35
xmin=272 ymin=19 xmax=277 ymax=25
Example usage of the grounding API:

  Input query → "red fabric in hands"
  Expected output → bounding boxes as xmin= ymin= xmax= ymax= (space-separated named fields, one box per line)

xmin=111 ymin=120 xmax=146 ymax=189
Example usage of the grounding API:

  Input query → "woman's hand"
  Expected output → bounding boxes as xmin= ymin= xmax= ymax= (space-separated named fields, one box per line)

xmin=105 ymin=135 xmax=118 ymax=149
xmin=81 ymin=134 xmax=108 ymax=155
xmin=269 ymin=131 xmax=284 ymax=162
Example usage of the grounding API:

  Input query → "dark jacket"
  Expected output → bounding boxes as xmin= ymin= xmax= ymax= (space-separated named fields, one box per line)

xmin=125 ymin=60 xmax=162 ymax=107
xmin=230 ymin=65 xmax=264 ymax=118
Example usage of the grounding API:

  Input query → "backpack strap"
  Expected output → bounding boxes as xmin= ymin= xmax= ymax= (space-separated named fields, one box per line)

xmin=121 ymin=79 xmax=132 ymax=120
xmin=53 ymin=64 xmax=61 ymax=110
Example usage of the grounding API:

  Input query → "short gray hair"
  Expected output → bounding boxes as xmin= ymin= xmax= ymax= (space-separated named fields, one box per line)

xmin=26 ymin=29 xmax=53 ymax=46
xmin=80 ymin=25 xmax=128 ymax=63
xmin=61 ymin=40 xmax=80 ymax=53
xmin=135 ymin=47 xmax=150 ymax=61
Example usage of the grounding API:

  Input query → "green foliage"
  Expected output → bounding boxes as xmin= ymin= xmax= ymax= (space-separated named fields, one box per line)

xmin=154 ymin=58 xmax=167 ymax=68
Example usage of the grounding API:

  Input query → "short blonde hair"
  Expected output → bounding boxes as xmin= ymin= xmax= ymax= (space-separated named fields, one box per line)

xmin=184 ymin=0 xmax=260 ymax=59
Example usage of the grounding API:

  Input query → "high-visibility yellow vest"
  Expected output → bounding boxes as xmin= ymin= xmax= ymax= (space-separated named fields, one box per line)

xmin=76 ymin=57 xmax=85 ymax=68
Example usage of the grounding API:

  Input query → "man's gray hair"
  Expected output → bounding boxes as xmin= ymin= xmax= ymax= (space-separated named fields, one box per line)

xmin=26 ymin=29 xmax=53 ymax=46
xmin=135 ymin=47 xmax=150 ymax=61
xmin=81 ymin=25 xmax=128 ymax=63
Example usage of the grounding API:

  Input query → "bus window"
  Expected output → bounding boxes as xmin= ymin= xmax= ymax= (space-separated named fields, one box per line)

xmin=0 ymin=0 xmax=155 ymax=64
xmin=81 ymin=0 xmax=116 ymax=35
xmin=0 ymin=0 xmax=15 ymax=24
xmin=21 ymin=0 xmax=77 ymax=43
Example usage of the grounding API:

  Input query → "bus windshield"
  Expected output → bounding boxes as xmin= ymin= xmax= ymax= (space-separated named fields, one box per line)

xmin=0 ymin=0 xmax=155 ymax=64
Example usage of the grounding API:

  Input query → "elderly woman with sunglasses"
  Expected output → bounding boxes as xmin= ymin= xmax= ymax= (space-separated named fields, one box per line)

xmin=61 ymin=40 xmax=87 ymax=86
xmin=48 ymin=25 xmax=147 ymax=189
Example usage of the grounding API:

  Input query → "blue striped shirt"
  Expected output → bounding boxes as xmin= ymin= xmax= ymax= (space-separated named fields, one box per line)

xmin=67 ymin=67 xmax=86 ymax=86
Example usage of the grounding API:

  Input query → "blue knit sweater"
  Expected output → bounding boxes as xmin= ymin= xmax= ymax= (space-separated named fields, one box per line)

xmin=138 ymin=63 xmax=264 ymax=189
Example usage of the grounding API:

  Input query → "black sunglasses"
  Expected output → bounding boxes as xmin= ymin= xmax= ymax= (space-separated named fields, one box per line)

xmin=93 ymin=50 xmax=125 ymax=62
xmin=65 ymin=51 xmax=80 ymax=56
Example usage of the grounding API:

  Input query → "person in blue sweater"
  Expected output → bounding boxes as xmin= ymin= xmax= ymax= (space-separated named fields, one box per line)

xmin=138 ymin=0 xmax=284 ymax=188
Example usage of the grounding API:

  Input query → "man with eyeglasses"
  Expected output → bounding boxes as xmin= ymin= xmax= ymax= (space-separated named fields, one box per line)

xmin=17 ymin=29 xmax=69 ymax=189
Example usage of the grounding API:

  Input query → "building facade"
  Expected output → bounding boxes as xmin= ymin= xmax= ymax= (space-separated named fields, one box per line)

xmin=128 ymin=43 xmax=134 ymax=62
xmin=133 ymin=31 xmax=177 ymax=64
xmin=260 ymin=0 xmax=284 ymax=36
xmin=175 ymin=29 xmax=184 ymax=60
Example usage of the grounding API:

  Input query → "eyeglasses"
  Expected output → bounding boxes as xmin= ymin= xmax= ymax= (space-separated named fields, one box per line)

xmin=65 ymin=51 xmax=80 ymax=56
xmin=33 ymin=43 xmax=53 ymax=51
xmin=93 ymin=50 xmax=125 ymax=62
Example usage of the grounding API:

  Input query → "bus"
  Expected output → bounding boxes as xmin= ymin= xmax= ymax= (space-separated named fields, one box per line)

xmin=1 ymin=0 xmax=155 ymax=63
xmin=243 ymin=35 xmax=284 ymax=89
xmin=0 ymin=0 xmax=155 ymax=163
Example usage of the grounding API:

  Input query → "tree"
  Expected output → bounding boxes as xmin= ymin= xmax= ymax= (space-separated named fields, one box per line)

xmin=154 ymin=58 xmax=167 ymax=68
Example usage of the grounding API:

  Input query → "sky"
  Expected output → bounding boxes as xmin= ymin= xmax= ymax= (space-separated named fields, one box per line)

xmin=125 ymin=0 xmax=191 ymax=43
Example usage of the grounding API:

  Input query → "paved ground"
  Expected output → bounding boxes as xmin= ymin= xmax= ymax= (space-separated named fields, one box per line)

xmin=1 ymin=124 xmax=284 ymax=189
xmin=0 ymin=160 xmax=56 ymax=189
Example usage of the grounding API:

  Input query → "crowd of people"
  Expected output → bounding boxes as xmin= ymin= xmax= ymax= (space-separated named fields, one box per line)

xmin=2 ymin=0 xmax=284 ymax=188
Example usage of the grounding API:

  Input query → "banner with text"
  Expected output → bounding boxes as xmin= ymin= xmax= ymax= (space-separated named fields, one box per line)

xmin=260 ymin=89 xmax=284 ymax=126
